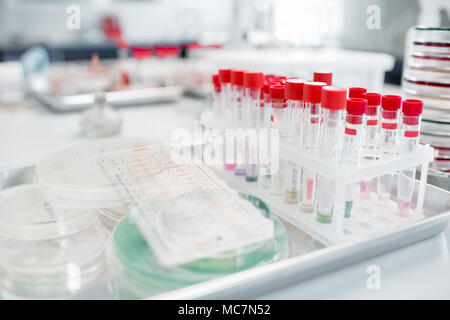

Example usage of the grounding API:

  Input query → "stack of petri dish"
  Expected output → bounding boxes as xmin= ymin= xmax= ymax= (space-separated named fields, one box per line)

xmin=0 ymin=138 xmax=288 ymax=299
xmin=0 ymin=137 xmax=157 ymax=299
xmin=108 ymin=192 xmax=287 ymax=299
xmin=402 ymin=26 xmax=450 ymax=189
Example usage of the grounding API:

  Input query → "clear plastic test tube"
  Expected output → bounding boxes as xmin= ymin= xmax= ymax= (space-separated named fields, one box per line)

xmin=229 ymin=70 xmax=245 ymax=173
xmin=219 ymin=68 xmax=232 ymax=118
xmin=359 ymin=92 xmax=381 ymax=199
xmin=244 ymin=72 xmax=264 ymax=129
xmin=219 ymin=69 xmax=237 ymax=171
xmin=299 ymin=82 xmax=327 ymax=212
xmin=243 ymin=71 xmax=264 ymax=182
xmin=285 ymin=79 xmax=305 ymax=142
xmin=231 ymin=70 xmax=245 ymax=127
xmin=397 ymin=99 xmax=423 ymax=217
xmin=316 ymin=86 xmax=347 ymax=224
xmin=283 ymin=79 xmax=304 ymax=203
xmin=258 ymin=81 xmax=279 ymax=189
xmin=340 ymin=98 xmax=367 ymax=218
xmin=262 ymin=80 xmax=280 ymax=128
xmin=377 ymin=95 xmax=402 ymax=201
xmin=211 ymin=74 xmax=221 ymax=117
xmin=270 ymin=85 xmax=288 ymax=138
xmin=269 ymin=84 xmax=287 ymax=195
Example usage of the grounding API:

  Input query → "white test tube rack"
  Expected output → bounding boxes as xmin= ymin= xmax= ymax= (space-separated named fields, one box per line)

xmin=200 ymin=111 xmax=435 ymax=246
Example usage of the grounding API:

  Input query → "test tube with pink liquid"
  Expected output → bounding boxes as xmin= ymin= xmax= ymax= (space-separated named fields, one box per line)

xmin=397 ymin=99 xmax=423 ymax=217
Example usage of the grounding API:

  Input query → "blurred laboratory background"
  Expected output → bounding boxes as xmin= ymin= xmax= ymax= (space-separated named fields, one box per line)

xmin=0 ymin=0 xmax=449 ymax=189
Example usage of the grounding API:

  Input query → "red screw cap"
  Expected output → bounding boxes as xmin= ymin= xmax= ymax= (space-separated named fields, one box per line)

xmin=346 ymin=98 xmax=367 ymax=115
xmin=303 ymin=82 xmax=327 ymax=104
xmin=321 ymin=86 xmax=347 ymax=110
xmin=381 ymin=95 xmax=402 ymax=111
xmin=285 ymin=79 xmax=305 ymax=101
xmin=219 ymin=69 xmax=232 ymax=83
xmin=362 ymin=92 xmax=381 ymax=116
xmin=402 ymin=99 xmax=423 ymax=116
xmin=231 ymin=70 xmax=245 ymax=86
xmin=263 ymin=80 xmax=280 ymax=94
xmin=270 ymin=84 xmax=286 ymax=99
xmin=361 ymin=92 xmax=381 ymax=106
xmin=313 ymin=72 xmax=332 ymax=85
xmin=349 ymin=87 xmax=367 ymax=99
xmin=243 ymin=72 xmax=264 ymax=89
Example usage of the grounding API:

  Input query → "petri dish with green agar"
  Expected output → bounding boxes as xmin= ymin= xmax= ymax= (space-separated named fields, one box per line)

xmin=109 ymin=192 xmax=287 ymax=299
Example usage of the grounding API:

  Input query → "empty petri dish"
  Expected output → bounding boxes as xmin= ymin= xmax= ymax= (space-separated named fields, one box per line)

xmin=35 ymin=137 xmax=159 ymax=208
xmin=0 ymin=221 xmax=108 ymax=299
xmin=109 ymin=192 xmax=287 ymax=299
xmin=0 ymin=184 xmax=99 ymax=240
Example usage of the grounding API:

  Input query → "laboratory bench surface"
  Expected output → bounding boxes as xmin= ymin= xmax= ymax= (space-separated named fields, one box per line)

xmin=1 ymin=96 xmax=449 ymax=300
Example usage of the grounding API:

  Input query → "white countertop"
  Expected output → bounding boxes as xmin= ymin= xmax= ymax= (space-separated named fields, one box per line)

xmin=1 ymin=97 xmax=449 ymax=299
xmin=257 ymin=228 xmax=450 ymax=299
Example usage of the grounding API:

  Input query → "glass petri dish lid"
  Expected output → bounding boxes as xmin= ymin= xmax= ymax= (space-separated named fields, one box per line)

xmin=413 ymin=26 xmax=450 ymax=43
xmin=407 ymin=53 xmax=450 ymax=71
xmin=402 ymin=76 xmax=450 ymax=100
xmin=421 ymin=120 xmax=450 ymax=136
xmin=0 ymin=221 xmax=108 ymax=298
xmin=0 ymin=184 xmax=99 ymax=240
xmin=110 ymin=192 xmax=287 ymax=299
xmin=35 ymin=137 xmax=159 ymax=208
xmin=403 ymin=67 xmax=450 ymax=85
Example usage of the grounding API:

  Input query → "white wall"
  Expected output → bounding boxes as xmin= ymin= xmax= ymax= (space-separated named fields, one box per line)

xmin=0 ymin=0 xmax=233 ymax=47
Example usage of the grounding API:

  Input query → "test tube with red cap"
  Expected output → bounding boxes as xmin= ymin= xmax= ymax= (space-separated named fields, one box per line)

xmin=258 ymin=80 xmax=279 ymax=189
xmin=377 ymin=95 xmax=402 ymax=200
xmin=285 ymin=79 xmax=305 ymax=141
xmin=230 ymin=70 xmax=245 ymax=126
xmin=359 ymin=92 xmax=381 ymax=199
xmin=262 ymin=80 xmax=280 ymax=128
xmin=219 ymin=69 xmax=232 ymax=118
xmin=243 ymin=72 xmax=264 ymax=129
xmin=230 ymin=70 xmax=246 ymax=175
xmin=299 ymin=82 xmax=327 ymax=212
xmin=313 ymin=72 xmax=332 ymax=85
xmin=268 ymin=84 xmax=287 ymax=195
xmin=282 ymin=80 xmax=304 ymax=203
xmin=348 ymin=87 xmax=367 ymax=99
xmin=270 ymin=85 xmax=288 ymax=137
xmin=211 ymin=74 xmax=221 ymax=117
xmin=341 ymin=98 xmax=367 ymax=162
xmin=316 ymin=86 xmax=347 ymax=224
xmin=361 ymin=93 xmax=382 ymax=155
xmin=340 ymin=98 xmax=367 ymax=218
xmin=243 ymin=71 xmax=264 ymax=182
xmin=397 ymin=99 xmax=423 ymax=217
